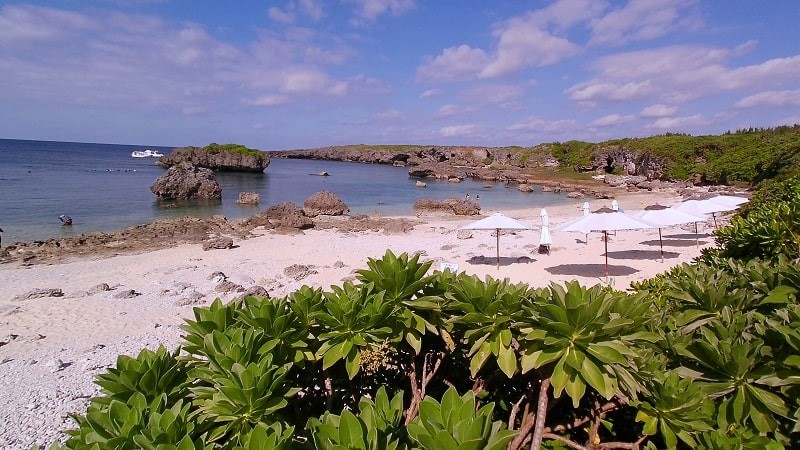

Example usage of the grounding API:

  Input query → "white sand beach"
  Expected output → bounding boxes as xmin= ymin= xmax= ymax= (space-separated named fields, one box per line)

xmin=0 ymin=190 xmax=718 ymax=448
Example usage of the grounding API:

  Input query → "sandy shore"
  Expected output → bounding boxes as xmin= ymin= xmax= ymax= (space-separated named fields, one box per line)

xmin=0 ymin=190 xmax=718 ymax=448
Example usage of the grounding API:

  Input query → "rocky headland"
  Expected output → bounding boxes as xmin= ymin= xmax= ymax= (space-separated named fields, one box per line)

xmin=158 ymin=143 xmax=270 ymax=173
xmin=271 ymin=144 xmax=691 ymax=199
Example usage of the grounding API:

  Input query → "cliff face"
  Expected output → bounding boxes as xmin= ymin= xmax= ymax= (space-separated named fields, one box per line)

xmin=272 ymin=145 xmax=665 ymax=186
xmin=158 ymin=144 xmax=270 ymax=173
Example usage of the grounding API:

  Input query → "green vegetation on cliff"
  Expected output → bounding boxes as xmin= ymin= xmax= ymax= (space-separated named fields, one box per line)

xmin=600 ymin=125 xmax=800 ymax=184
xmin=203 ymin=143 xmax=263 ymax=157
xmin=285 ymin=125 xmax=800 ymax=186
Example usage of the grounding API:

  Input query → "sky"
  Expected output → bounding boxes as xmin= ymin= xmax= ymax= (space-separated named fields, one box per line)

xmin=0 ymin=0 xmax=798 ymax=150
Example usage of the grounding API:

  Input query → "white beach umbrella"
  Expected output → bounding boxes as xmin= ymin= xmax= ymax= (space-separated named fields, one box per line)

xmin=675 ymin=197 xmax=746 ymax=228
xmin=634 ymin=206 xmax=707 ymax=262
xmin=560 ymin=209 xmax=654 ymax=277
xmin=707 ymin=195 xmax=749 ymax=208
xmin=539 ymin=208 xmax=552 ymax=250
xmin=582 ymin=202 xmax=590 ymax=216
xmin=461 ymin=212 xmax=530 ymax=268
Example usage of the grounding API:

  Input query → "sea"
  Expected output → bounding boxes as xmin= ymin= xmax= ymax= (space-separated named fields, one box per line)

xmin=0 ymin=139 xmax=580 ymax=244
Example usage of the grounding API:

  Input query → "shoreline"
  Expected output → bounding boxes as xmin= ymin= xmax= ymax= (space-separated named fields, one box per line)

xmin=0 ymin=187 xmax=724 ymax=448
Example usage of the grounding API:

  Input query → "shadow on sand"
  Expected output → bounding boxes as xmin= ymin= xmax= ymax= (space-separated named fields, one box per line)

xmin=639 ymin=239 xmax=709 ymax=247
xmin=606 ymin=249 xmax=680 ymax=260
xmin=545 ymin=264 xmax=638 ymax=278
xmin=664 ymin=232 xmax=713 ymax=239
xmin=467 ymin=255 xmax=536 ymax=267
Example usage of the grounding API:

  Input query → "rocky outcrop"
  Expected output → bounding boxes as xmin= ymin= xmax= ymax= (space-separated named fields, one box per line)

xmin=303 ymin=191 xmax=349 ymax=217
xmin=157 ymin=143 xmax=270 ymax=173
xmin=150 ymin=164 xmax=222 ymax=200
xmin=413 ymin=197 xmax=480 ymax=216
xmin=202 ymin=236 xmax=235 ymax=251
xmin=235 ymin=192 xmax=260 ymax=205
xmin=264 ymin=202 xmax=314 ymax=229
xmin=0 ymin=209 xmax=420 ymax=266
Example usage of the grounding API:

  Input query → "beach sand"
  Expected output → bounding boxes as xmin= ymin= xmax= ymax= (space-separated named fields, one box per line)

xmin=0 ymin=190 xmax=717 ymax=448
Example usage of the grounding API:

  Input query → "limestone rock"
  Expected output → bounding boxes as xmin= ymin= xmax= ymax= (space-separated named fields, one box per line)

xmin=13 ymin=288 xmax=64 ymax=301
xmin=413 ymin=198 xmax=480 ymax=216
xmin=415 ymin=181 xmax=427 ymax=188
xmin=518 ymin=184 xmax=534 ymax=193
xmin=202 ymin=236 xmax=235 ymax=251
xmin=303 ymin=191 xmax=350 ymax=217
xmin=150 ymin=164 xmax=222 ymax=200
xmin=157 ymin=144 xmax=270 ymax=173
xmin=113 ymin=289 xmax=141 ymax=299
xmin=566 ymin=191 xmax=585 ymax=199
xmin=88 ymin=283 xmax=111 ymax=295
xmin=265 ymin=202 xmax=313 ymax=229
xmin=283 ymin=264 xmax=318 ymax=281
xmin=235 ymin=192 xmax=260 ymax=205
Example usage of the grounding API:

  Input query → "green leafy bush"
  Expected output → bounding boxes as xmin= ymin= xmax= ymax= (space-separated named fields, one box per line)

xmin=57 ymin=244 xmax=800 ymax=450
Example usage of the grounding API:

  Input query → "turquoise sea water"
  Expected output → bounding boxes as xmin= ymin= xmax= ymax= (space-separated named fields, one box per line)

xmin=0 ymin=139 xmax=579 ymax=244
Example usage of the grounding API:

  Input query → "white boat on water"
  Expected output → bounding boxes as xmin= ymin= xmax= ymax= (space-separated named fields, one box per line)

xmin=131 ymin=149 xmax=165 ymax=158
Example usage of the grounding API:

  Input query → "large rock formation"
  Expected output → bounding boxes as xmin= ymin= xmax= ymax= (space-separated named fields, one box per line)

xmin=150 ymin=164 xmax=222 ymax=200
xmin=158 ymin=143 xmax=270 ymax=173
xmin=303 ymin=191 xmax=350 ymax=217
xmin=264 ymin=202 xmax=314 ymax=229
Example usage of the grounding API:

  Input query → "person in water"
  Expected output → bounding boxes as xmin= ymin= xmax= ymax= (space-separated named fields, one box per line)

xmin=59 ymin=214 xmax=73 ymax=226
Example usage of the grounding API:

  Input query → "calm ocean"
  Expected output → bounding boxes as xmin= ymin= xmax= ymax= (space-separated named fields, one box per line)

xmin=0 ymin=139 xmax=578 ymax=244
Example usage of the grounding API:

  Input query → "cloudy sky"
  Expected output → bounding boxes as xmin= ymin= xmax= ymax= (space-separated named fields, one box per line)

xmin=1 ymin=0 xmax=798 ymax=149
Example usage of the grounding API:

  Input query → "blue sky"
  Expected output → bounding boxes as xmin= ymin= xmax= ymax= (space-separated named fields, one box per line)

xmin=0 ymin=0 xmax=798 ymax=150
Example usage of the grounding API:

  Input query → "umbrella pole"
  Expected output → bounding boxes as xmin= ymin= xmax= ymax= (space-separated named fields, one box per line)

xmin=604 ymin=230 xmax=609 ymax=280
xmin=659 ymin=228 xmax=664 ymax=263
xmin=496 ymin=228 xmax=500 ymax=269
xmin=695 ymin=222 xmax=699 ymax=246
xmin=712 ymin=212 xmax=718 ymax=229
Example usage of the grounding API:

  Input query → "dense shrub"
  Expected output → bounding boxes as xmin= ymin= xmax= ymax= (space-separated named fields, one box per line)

xmin=58 ymin=176 xmax=800 ymax=449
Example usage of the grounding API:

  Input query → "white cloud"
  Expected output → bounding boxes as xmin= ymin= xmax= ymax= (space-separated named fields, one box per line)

xmin=506 ymin=117 xmax=577 ymax=132
xmin=416 ymin=45 xmax=489 ymax=82
xmin=436 ymin=104 xmax=475 ymax=117
xmin=440 ymin=124 xmax=476 ymax=137
xmin=567 ymin=44 xmax=800 ymax=106
xmin=568 ymin=80 xmax=652 ymax=105
xmin=735 ymin=89 xmax=800 ymax=108
xmin=245 ymin=95 xmax=290 ymax=106
xmin=479 ymin=24 xmax=580 ymax=78
xmin=298 ymin=0 xmax=324 ymax=21
xmin=268 ymin=6 xmax=295 ymax=24
xmin=417 ymin=1 xmax=605 ymax=82
xmin=640 ymin=103 xmax=678 ymax=117
xmin=419 ymin=89 xmax=441 ymax=99
xmin=0 ymin=4 xmax=94 ymax=44
xmin=589 ymin=0 xmax=700 ymax=46
xmin=0 ymin=5 xmax=360 ymax=116
xmin=376 ymin=109 xmax=402 ymax=119
xmin=268 ymin=1 xmax=324 ymax=23
xmin=589 ymin=113 xmax=636 ymax=127
xmin=527 ymin=0 xmax=608 ymax=30
xmin=463 ymin=84 xmax=526 ymax=104
xmin=647 ymin=114 xmax=706 ymax=129
xmin=346 ymin=0 xmax=415 ymax=22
